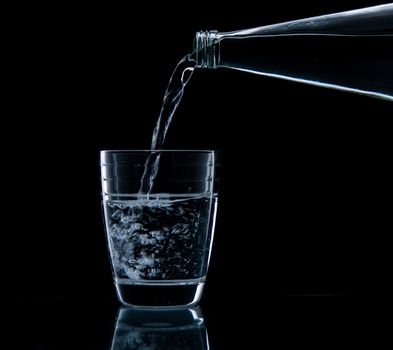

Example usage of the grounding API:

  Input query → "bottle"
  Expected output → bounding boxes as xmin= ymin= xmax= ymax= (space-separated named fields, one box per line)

xmin=194 ymin=4 xmax=393 ymax=101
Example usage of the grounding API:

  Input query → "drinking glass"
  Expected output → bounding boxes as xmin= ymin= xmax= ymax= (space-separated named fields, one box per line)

xmin=100 ymin=150 xmax=219 ymax=307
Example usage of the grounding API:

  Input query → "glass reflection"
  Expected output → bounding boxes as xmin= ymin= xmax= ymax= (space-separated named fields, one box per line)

xmin=111 ymin=306 xmax=209 ymax=349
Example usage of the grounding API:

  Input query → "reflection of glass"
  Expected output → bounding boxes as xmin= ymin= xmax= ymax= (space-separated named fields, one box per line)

xmin=111 ymin=307 xmax=209 ymax=349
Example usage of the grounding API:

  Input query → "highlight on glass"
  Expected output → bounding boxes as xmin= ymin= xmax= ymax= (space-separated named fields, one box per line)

xmin=101 ymin=150 xmax=219 ymax=307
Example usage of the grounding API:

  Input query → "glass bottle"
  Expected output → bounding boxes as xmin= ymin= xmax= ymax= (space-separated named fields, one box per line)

xmin=194 ymin=4 xmax=393 ymax=101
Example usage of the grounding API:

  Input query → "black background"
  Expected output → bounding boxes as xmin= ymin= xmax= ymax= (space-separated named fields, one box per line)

xmin=6 ymin=1 xmax=392 ymax=348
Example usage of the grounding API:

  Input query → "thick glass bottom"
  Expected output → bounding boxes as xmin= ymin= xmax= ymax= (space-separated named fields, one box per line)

xmin=115 ymin=279 xmax=205 ymax=308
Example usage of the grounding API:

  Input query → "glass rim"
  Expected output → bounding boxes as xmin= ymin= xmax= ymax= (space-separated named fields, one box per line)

xmin=100 ymin=149 xmax=218 ymax=153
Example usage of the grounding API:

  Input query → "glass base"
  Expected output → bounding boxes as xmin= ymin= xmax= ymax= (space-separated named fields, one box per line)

xmin=115 ymin=279 xmax=205 ymax=308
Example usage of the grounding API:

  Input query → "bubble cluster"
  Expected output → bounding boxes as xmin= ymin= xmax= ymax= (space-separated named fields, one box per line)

xmin=105 ymin=197 xmax=210 ymax=280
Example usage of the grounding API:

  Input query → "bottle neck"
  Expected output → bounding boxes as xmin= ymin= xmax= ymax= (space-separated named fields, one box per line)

xmin=194 ymin=30 xmax=220 ymax=68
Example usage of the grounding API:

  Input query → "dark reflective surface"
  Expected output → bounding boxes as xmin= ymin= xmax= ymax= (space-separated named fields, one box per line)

xmin=14 ymin=295 xmax=354 ymax=349
xmin=18 ymin=298 xmax=211 ymax=349
xmin=17 ymin=298 xmax=117 ymax=349
xmin=111 ymin=307 xmax=209 ymax=349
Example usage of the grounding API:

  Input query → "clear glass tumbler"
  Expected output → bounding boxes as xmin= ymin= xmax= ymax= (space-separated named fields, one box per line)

xmin=100 ymin=150 xmax=219 ymax=308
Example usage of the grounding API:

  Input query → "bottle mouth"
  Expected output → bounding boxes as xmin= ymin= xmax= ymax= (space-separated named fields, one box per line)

xmin=194 ymin=30 xmax=219 ymax=68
